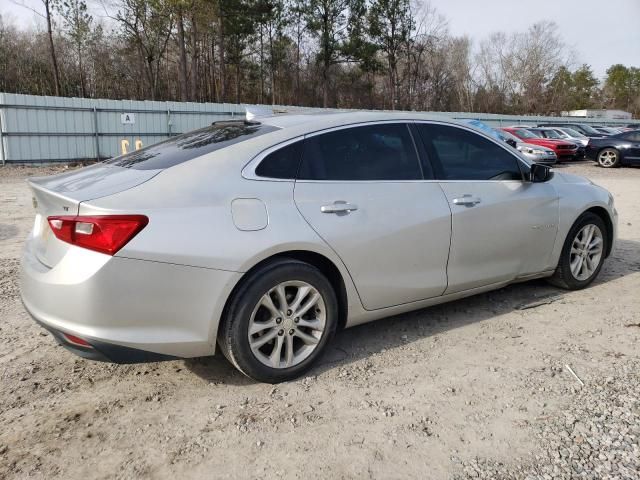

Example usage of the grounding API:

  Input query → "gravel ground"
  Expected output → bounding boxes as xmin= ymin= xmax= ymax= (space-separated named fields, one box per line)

xmin=0 ymin=161 xmax=639 ymax=479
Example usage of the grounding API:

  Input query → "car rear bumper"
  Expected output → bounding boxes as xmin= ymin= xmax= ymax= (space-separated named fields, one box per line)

xmin=20 ymin=236 xmax=242 ymax=361
xmin=25 ymin=311 xmax=180 ymax=363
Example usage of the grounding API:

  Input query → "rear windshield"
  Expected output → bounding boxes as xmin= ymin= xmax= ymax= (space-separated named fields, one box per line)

xmin=106 ymin=122 xmax=279 ymax=170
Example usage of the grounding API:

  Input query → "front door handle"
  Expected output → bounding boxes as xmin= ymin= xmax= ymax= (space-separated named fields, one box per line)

xmin=321 ymin=201 xmax=358 ymax=214
xmin=452 ymin=195 xmax=481 ymax=207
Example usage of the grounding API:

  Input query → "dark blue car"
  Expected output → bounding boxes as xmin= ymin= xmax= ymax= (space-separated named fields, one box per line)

xmin=586 ymin=130 xmax=640 ymax=168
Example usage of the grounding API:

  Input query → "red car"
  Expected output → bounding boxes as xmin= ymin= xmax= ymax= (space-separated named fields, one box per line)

xmin=501 ymin=127 xmax=578 ymax=161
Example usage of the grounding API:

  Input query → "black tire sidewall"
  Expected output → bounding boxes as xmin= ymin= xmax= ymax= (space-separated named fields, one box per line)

xmin=222 ymin=261 xmax=338 ymax=383
xmin=558 ymin=213 xmax=608 ymax=289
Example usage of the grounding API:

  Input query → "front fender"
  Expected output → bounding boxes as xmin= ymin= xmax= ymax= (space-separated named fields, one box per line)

xmin=549 ymin=178 xmax=617 ymax=267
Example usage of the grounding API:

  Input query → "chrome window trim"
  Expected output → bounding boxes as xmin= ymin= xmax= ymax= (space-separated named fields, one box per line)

xmin=242 ymin=118 xmax=531 ymax=183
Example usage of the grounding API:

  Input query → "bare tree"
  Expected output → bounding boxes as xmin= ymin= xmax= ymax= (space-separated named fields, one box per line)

xmin=11 ymin=0 xmax=62 ymax=95
xmin=113 ymin=0 xmax=174 ymax=100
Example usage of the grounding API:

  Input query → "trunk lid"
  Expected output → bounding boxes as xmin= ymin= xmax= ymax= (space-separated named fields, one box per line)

xmin=27 ymin=164 xmax=160 ymax=267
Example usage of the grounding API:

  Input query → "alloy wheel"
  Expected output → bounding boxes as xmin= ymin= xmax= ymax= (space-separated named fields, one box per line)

xmin=598 ymin=150 xmax=618 ymax=167
xmin=248 ymin=281 xmax=326 ymax=369
xmin=569 ymin=224 xmax=604 ymax=281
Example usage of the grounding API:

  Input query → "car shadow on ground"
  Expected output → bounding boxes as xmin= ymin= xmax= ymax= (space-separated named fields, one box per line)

xmin=553 ymin=161 xmax=590 ymax=168
xmin=554 ymin=160 xmax=640 ymax=170
xmin=185 ymin=239 xmax=640 ymax=385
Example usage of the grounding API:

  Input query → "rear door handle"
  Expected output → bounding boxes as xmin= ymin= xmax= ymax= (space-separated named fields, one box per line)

xmin=452 ymin=195 xmax=481 ymax=207
xmin=321 ymin=201 xmax=358 ymax=214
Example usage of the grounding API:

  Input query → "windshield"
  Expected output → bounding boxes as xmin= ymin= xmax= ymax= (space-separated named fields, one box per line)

xmin=511 ymin=128 xmax=539 ymax=139
xmin=562 ymin=128 xmax=586 ymax=138
xmin=538 ymin=129 xmax=562 ymax=139
xmin=106 ymin=122 xmax=279 ymax=170
xmin=578 ymin=124 xmax=601 ymax=135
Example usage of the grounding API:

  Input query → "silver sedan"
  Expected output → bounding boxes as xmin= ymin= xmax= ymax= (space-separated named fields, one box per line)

xmin=21 ymin=112 xmax=618 ymax=383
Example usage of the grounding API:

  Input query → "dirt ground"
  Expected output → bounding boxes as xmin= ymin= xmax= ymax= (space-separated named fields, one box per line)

xmin=0 ymin=162 xmax=639 ymax=479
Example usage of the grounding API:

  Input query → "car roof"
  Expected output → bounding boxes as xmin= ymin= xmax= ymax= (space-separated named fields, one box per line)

xmin=177 ymin=111 xmax=500 ymax=172
xmin=232 ymin=111 xmax=483 ymax=155
xmin=258 ymin=111 xmax=468 ymax=133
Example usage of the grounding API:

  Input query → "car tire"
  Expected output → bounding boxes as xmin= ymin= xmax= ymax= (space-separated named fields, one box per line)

xmin=547 ymin=212 xmax=608 ymax=290
xmin=218 ymin=259 xmax=338 ymax=383
xmin=597 ymin=148 xmax=620 ymax=168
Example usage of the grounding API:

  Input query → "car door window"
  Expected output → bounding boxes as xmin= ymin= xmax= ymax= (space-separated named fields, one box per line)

xmin=297 ymin=123 xmax=422 ymax=181
xmin=416 ymin=124 xmax=523 ymax=181
xmin=255 ymin=141 xmax=303 ymax=179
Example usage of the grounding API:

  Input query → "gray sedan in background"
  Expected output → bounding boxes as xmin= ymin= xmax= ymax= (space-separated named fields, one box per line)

xmin=495 ymin=129 xmax=557 ymax=164
xmin=21 ymin=112 xmax=617 ymax=383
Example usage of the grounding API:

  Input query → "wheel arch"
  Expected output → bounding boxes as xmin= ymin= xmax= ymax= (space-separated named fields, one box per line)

xmin=583 ymin=206 xmax=614 ymax=258
xmin=596 ymin=145 xmax=621 ymax=157
xmin=219 ymin=250 xmax=350 ymax=341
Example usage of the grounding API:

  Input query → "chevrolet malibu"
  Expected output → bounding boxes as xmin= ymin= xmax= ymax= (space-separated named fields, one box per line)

xmin=21 ymin=112 xmax=617 ymax=383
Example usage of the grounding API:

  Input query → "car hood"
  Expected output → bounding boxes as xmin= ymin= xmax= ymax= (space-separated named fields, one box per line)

xmin=525 ymin=138 xmax=569 ymax=148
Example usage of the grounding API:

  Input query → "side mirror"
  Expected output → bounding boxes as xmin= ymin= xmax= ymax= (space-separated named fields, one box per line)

xmin=529 ymin=163 xmax=554 ymax=183
xmin=505 ymin=138 xmax=517 ymax=148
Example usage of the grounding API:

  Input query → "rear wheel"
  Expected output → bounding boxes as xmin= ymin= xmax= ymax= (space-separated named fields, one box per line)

xmin=219 ymin=259 xmax=338 ymax=383
xmin=548 ymin=212 xmax=607 ymax=290
xmin=597 ymin=148 xmax=620 ymax=168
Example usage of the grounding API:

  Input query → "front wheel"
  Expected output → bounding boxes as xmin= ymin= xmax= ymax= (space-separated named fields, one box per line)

xmin=597 ymin=148 xmax=620 ymax=168
xmin=548 ymin=212 xmax=608 ymax=290
xmin=219 ymin=259 xmax=338 ymax=383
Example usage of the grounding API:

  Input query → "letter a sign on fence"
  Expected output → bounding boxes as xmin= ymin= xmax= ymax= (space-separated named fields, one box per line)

xmin=121 ymin=113 xmax=135 ymax=124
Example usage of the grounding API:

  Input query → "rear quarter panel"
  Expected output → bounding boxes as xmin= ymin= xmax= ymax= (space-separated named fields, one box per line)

xmin=78 ymin=151 xmax=365 ymax=342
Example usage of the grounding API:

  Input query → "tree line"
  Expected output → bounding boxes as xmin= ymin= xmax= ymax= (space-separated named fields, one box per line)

xmin=1 ymin=0 xmax=639 ymax=116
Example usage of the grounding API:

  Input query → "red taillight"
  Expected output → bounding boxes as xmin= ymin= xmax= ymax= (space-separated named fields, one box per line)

xmin=47 ymin=215 xmax=148 ymax=255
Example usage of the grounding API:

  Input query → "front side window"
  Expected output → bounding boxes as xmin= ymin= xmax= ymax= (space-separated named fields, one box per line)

xmin=417 ymin=124 xmax=523 ymax=181
xmin=297 ymin=123 xmax=422 ymax=181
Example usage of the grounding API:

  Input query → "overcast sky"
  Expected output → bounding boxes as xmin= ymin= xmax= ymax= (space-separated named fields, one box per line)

xmin=3 ymin=0 xmax=639 ymax=80
xmin=432 ymin=0 xmax=640 ymax=78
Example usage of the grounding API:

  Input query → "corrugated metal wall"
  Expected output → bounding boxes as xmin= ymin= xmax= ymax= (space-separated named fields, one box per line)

xmin=0 ymin=93 xmax=245 ymax=164
xmin=0 ymin=92 xmax=637 ymax=165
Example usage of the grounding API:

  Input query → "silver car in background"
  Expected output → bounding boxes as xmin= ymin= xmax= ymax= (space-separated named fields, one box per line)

xmin=495 ymin=129 xmax=557 ymax=164
xmin=21 ymin=112 xmax=617 ymax=383
xmin=548 ymin=127 xmax=590 ymax=148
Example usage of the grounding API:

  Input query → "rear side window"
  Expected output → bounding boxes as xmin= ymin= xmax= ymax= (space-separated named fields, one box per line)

xmin=298 ymin=123 xmax=422 ymax=181
xmin=255 ymin=141 xmax=303 ymax=179
xmin=417 ymin=124 xmax=522 ymax=181
xmin=107 ymin=122 xmax=279 ymax=170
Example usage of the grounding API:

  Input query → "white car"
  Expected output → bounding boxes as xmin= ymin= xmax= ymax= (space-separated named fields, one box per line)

xmin=548 ymin=127 xmax=590 ymax=147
